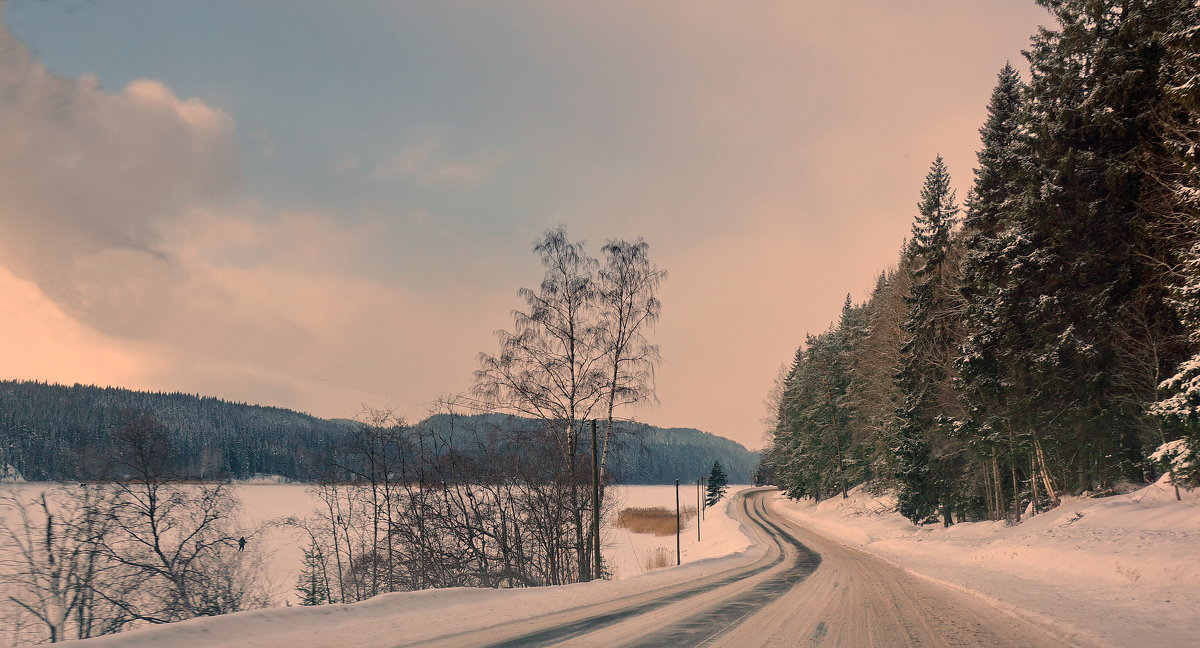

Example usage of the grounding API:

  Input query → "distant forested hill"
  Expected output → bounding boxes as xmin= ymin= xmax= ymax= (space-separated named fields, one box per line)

xmin=0 ymin=380 xmax=347 ymax=481
xmin=416 ymin=413 xmax=760 ymax=484
xmin=0 ymin=381 xmax=758 ymax=483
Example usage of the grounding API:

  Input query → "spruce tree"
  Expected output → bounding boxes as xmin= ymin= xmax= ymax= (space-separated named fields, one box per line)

xmin=771 ymin=347 xmax=809 ymax=497
xmin=705 ymin=461 xmax=728 ymax=507
xmin=830 ymin=295 xmax=867 ymax=497
xmin=296 ymin=539 xmax=331 ymax=606
xmin=796 ymin=330 xmax=845 ymax=499
xmin=958 ymin=64 xmax=1034 ymax=520
xmin=848 ymin=260 xmax=913 ymax=486
xmin=1153 ymin=243 xmax=1200 ymax=488
xmin=1148 ymin=3 xmax=1200 ymax=489
xmin=894 ymin=156 xmax=964 ymax=525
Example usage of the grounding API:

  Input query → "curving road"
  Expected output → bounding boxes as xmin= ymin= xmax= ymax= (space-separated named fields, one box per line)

xmin=404 ymin=488 xmax=1096 ymax=648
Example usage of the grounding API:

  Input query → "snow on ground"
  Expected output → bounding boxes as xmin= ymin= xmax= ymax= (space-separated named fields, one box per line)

xmin=42 ymin=485 xmax=757 ymax=648
xmin=232 ymin=483 xmax=753 ymax=604
xmin=13 ymin=479 xmax=1193 ymax=647
xmin=604 ymin=485 xmax=753 ymax=580
xmin=771 ymin=476 xmax=1200 ymax=648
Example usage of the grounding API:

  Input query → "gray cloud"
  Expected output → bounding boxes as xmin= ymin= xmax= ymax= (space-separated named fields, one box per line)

xmin=0 ymin=19 xmax=505 ymax=419
xmin=0 ymin=21 xmax=238 ymax=337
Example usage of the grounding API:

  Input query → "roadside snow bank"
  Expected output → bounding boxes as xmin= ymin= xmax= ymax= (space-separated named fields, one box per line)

xmin=772 ymin=477 xmax=1200 ymax=648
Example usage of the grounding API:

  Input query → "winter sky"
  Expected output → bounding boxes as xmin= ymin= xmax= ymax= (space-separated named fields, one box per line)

xmin=0 ymin=1 xmax=1048 ymax=449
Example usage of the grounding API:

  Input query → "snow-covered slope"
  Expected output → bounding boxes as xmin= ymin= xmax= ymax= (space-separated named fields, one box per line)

xmin=771 ymin=477 xmax=1200 ymax=648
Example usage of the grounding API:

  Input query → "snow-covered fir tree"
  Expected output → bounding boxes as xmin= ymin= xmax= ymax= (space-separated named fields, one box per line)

xmin=1016 ymin=0 xmax=1196 ymax=489
xmin=705 ymin=461 xmax=729 ymax=507
xmin=957 ymin=63 xmax=1035 ymax=521
xmin=1149 ymin=2 xmax=1200 ymax=488
xmin=296 ymin=539 xmax=332 ymax=606
xmin=894 ymin=156 xmax=965 ymax=526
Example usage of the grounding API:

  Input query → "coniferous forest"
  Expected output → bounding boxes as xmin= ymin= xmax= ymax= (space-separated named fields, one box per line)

xmin=764 ymin=0 xmax=1200 ymax=525
xmin=0 ymin=381 xmax=757 ymax=484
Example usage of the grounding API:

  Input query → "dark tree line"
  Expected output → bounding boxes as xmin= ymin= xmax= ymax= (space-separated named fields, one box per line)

xmin=0 ymin=383 xmax=755 ymax=485
xmin=0 ymin=381 xmax=343 ymax=482
xmin=766 ymin=0 xmax=1200 ymax=525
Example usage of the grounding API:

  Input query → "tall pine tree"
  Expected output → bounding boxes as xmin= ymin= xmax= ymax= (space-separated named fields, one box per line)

xmin=894 ymin=156 xmax=965 ymax=525
xmin=958 ymin=64 xmax=1035 ymax=521
xmin=705 ymin=461 xmax=729 ymax=507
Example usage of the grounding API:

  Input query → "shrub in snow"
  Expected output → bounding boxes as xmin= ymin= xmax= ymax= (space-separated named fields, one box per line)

xmin=1149 ymin=439 xmax=1198 ymax=487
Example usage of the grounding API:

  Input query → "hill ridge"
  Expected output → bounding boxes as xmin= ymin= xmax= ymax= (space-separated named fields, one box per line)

xmin=0 ymin=380 xmax=758 ymax=483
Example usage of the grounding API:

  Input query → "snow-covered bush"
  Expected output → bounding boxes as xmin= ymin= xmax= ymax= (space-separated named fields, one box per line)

xmin=1149 ymin=439 xmax=1199 ymax=488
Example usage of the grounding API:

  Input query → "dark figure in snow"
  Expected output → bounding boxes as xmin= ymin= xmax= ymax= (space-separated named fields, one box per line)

xmin=238 ymin=537 xmax=246 ymax=551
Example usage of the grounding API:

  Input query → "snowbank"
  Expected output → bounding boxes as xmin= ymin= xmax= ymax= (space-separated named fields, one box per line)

xmin=772 ymin=476 xmax=1200 ymax=648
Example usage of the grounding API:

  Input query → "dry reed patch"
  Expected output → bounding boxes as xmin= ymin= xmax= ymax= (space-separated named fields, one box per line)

xmin=614 ymin=506 xmax=697 ymax=536
xmin=645 ymin=546 xmax=673 ymax=571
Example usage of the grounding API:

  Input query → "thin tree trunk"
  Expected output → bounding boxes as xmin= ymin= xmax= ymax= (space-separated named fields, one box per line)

xmin=1010 ymin=464 xmax=1021 ymax=523
xmin=1034 ymin=440 xmax=1058 ymax=506
xmin=1030 ymin=455 xmax=1039 ymax=516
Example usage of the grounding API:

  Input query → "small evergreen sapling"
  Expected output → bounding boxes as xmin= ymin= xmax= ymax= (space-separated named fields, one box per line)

xmin=705 ymin=461 xmax=728 ymax=508
xmin=296 ymin=539 xmax=331 ymax=606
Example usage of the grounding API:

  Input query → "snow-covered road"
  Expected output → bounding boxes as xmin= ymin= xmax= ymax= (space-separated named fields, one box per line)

xmin=714 ymin=492 xmax=1099 ymax=647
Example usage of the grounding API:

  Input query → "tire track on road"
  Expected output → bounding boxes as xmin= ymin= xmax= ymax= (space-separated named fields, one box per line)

xmin=476 ymin=490 xmax=801 ymax=648
xmin=615 ymin=493 xmax=820 ymax=647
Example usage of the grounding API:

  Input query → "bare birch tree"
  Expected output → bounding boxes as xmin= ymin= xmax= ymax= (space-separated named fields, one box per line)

xmin=474 ymin=227 xmax=608 ymax=581
xmin=99 ymin=414 xmax=267 ymax=623
xmin=596 ymin=239 xmax=666 ymax=485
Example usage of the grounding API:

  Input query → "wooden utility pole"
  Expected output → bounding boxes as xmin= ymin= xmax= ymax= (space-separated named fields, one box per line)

xmin=591 ymin=419 xmax=601 ymax=579
xmin=675 ymin=479 xmax=681 ymax=566
xmin=696 ymin=479 xmax=701 ymax=541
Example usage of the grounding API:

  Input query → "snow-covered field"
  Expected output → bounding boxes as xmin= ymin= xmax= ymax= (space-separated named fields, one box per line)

xmin=602 ymin=484 xmax=753 ymax=581
xmin=770 ymin=477 xmax=1200 ymax=648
